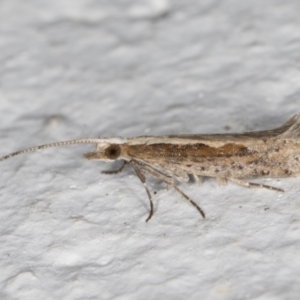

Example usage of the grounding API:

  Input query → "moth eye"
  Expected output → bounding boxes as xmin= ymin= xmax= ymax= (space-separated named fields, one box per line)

xmin=105 ymin=144 xmax=121 ymax=160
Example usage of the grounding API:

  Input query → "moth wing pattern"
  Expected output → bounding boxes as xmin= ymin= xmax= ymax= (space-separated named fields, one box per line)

xmin=125 ymin=114 xmax=300 ymax=205
xmin=1 ymin=113 xmax=300 ymax=222
xmin=277 ymin=114 xmax=300 ymax=139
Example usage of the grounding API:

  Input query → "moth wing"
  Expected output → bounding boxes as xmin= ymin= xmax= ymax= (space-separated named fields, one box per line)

xmin=143 ymin=114 xmax=300 ymax=143
xmin=277 ymin=114 xmax=300 ymax=139
xmin=167 ymin=114 xmax=300 ymax=140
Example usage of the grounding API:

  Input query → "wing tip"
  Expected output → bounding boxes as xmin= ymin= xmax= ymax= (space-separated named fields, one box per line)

xmin=278 ymin=113 xmax=300 ymax=138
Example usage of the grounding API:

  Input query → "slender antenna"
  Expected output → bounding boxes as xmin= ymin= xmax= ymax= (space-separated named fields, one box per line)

xmin=0 ymin=138 xmax=106 ymax=162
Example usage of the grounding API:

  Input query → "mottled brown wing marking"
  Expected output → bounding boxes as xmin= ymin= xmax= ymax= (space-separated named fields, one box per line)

xmin=209 ymin=143 xmax=250 ymax=157
xmin=126 ymin=143 xmax=251 ymax=162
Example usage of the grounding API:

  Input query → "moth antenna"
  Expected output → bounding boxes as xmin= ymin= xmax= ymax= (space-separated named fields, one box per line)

xmin=0 ymin=138 xmax=107 ymax=162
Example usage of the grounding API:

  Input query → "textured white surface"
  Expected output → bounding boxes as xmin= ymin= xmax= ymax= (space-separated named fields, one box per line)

xmin=1 ymin=0 xmax=300 ymax=299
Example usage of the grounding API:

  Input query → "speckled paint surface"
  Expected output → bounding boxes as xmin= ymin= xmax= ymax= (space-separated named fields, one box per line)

xmin=1 ymin=1 xmax=300 ymax=299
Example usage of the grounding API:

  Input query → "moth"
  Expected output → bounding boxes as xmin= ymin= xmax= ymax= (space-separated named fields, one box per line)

xmin=1 ymin=114 xmax=300 ymax=222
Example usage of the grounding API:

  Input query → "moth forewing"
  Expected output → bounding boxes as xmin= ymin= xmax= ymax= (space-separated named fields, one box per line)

xmin=1 ymin=114 xmax=300 ymax=222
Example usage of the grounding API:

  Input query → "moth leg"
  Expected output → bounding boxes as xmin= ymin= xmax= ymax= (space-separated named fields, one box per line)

xmin=216 ymin=177 xmax=227 ymax=187
xmin=228 ymin=178 xmax=284 ymax=192
xmin=192 ymin=171 xmax=201 ymax=186
xmin=130 ymin=161 xmax=154 ymax=222
xmin=172 ymin=184 xmax=205 ymax=218
xmin=134 ymin=161 xmax=205 ymax=219
xmin=102 ymin=161 xmax=127 ymax=175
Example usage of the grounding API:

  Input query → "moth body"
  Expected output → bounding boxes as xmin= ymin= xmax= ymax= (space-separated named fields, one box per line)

xmin=2 ymin=114 xmax=300 ymax=221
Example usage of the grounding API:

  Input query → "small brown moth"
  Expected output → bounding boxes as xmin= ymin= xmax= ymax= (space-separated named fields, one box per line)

xmin=1 ymin=114 xmax=300 ymax=221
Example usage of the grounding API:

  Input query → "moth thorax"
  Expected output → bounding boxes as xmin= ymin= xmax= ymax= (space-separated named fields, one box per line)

xmin=105 ymin=144 xmax=121 ymax=160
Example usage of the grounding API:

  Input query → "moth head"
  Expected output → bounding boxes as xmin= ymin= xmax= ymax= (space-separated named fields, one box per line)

xmin=84 ymin=144 xmax=122 ymax=161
